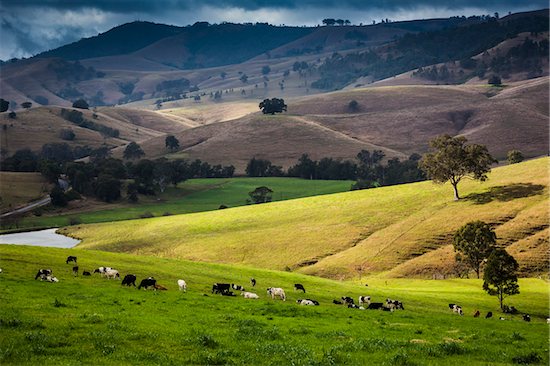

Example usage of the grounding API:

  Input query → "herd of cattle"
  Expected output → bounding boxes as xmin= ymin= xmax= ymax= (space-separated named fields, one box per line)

xmin=26 ymin=255 xmax=541 ymax=322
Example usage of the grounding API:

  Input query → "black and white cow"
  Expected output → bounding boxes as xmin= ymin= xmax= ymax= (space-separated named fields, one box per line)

xmin=232 ymin=284 xmax=245 ymax=291
xmin=341 ymin=296 xmax=355 ymax=306
xmin=358 ymin=296 xmax=371 ymax=306
xmin=449 ymin=303 xmax=462 ymax=315
xmin=138 ymin=277 xmax=157 ymax=290
xmin=250 ymin=278 xmax=256 ymax=287
xmin=385 ymin=298 xmax=404 ymax=310
xmin=294 ymin=283 xmax=306 ymax=293
xmin=267 ymin=287 xmax=286 ymax=301
xmin=66 ymin=256 xmax=77 ymax=264
xmin=305 ymin=299 xmax=320 ymax=305
xmin=72 ymin=266 xmax=79 ymax=276
xmin=212 ymin=283 xmax=231 ymax=294
xmin=122 ymin=274 xmax=137 ymax=287
xmin=333 ymin=300 xmax=343 ymax=305
xmin=522 ymin=314 xmax=531 ymax=322
xmin=35 ymin=269 xmax=52 ymax=280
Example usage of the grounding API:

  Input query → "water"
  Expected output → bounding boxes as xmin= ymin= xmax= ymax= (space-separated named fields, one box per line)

xmin=0 ymin=228 xmax=80 ymax=248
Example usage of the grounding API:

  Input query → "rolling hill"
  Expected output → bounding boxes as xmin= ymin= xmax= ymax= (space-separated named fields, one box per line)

xmin=62 ymin=157 xmax=549 ymax=279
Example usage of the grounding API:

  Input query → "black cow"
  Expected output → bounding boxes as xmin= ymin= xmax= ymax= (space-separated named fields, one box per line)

xmin=333 ymin=300 xmax=343 ymax=305
xmin=122 ymin=274 xmax=137 ymax=287
xmin=221 ymin=291 xmax=236 ymax=296
xmin=35 ymin=269 xmax=52 ymax=280
xmin=138 ymin=277 xmax=156 ymax=290
xmin=72 ymin=266 xmax=79 ymax=276
xmin=485 ymin=311 xmax=493 ymax=319
xmin=212 ymin=283 xmax=231 ymax=294
xmin=66 ymin=256 xmax=77 ymax=264
xmin=367 ymin=302 xmax=384 ymax=310
xmin=294 ymin=284 xmax=306 ymax=293
xmin=250 ymin=278 xmax=256 ymax=287
xmin=522 ymin=314 xmax=531 ymax=322
xmin=341 ymin=296 xmax=354 ymax=305
xmin=231 ymin=284 xmax=245 ymax=291
xmin=82 ymin=271 xmax=91 ymax=276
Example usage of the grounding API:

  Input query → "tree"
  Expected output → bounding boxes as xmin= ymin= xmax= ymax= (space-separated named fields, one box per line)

xmin=420 ymin=135 xmax=496 ymax=200
xmin=123 ymin=142 xmax=145 ymax=160
xmin=248 ymin=186 xmax=273 ymax=204
xmin=0 ymin=98 xmax=9 ymax=113
xmin=348 ymin=100 xmax=359 ymax=112
xmin=95 ymin=174 xmax=121 ymax=202
xmin=21 ymin=101 xmax=32 ymax=109
xmin=483 ymin=249 xmax=520 ymax=310
xmin=72 ymin=99 xmax=89 ymax=109
xmin=507 ymin=150 xmax=524 ymax=164
xmin=165 ymin=135 xmax=180 ymax=152
xmin=488 ymin=75 xmax=502 ymax=85
xmin=240 ymin=74 xmax=248 ymax=83
xmin=322 ymin=18 xmax=336 ymax=26
xmin=261 ymin=65 xmax=271 ymax=75
xmin=59 ymin=129 xmax=75 ymax=141
xmin=259 ymin=98 xmax=287 ymax=114
xmin=50 ymin=186 xmax=68 ymax=207
xmin=453 ymin=221 xmax=497 ymax=278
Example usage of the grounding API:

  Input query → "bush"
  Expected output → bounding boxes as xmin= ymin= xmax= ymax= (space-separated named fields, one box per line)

xmin=64 ymin=189 xmax=81 ymax=201
xmin=488 ymin=75 xmax=502 ymax=85
xmin=72 ymin=99 xmax=89 ymax=109
xmin=507 ymin=150 xmax=524 ymax=164
xmin=512 ymin=352 xmax=542 ymax=364
xmin=59 ymin=129 xmax=76 ymax=141
xmin=348 ymin=100 xmax=359 ymax=112
xmin=68 ymin=217 xmax=82 ymax=226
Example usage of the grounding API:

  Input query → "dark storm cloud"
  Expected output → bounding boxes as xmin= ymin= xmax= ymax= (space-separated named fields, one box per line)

xmin=1 ymin=0 xmax=547 ymax=60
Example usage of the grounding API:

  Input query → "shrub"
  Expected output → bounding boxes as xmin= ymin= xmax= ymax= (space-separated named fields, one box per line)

xmin=512 ymin=352 xmax=542 ymax=364
xmin=348 ymin=100 xmax=359 ymax=112
xmin=59 ymin=129 xmax=76 ymax=141
xmin=67 ymin=217 xmax=82 ymax=226
xmin=507 ymin=150 xmax=524 ymax=164
xmin=72 ymin=99 xmax=89 ymax=109
xmin=488 ymin=75 xmax=502 ymax=85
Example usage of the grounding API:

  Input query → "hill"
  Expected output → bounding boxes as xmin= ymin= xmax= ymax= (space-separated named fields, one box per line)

xmin=63 ymin=157 xmax=549 ymax=279
xmin=0 ymin=245 xmax=547 ymax=364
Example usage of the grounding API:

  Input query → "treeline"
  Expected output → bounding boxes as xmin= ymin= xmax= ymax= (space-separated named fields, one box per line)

xmin=246 ymin=150 xmax=426 ymax=188
xmin=60 ymin=108 xmax=120 ymax=138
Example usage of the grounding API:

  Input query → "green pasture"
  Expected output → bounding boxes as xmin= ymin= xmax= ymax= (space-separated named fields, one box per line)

xmin=0 ymin=245 xmax=548 ymax=365
xmin=19 ymin=177 xmax=353 ymax=229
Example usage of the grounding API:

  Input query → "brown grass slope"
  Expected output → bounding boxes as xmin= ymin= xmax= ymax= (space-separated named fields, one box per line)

xmin=0 ymin=172 xmax=51 ymax=212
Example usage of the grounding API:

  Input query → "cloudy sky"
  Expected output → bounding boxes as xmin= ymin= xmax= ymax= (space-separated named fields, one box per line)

xmin=1 ymin=0 xmax=547 ymax=60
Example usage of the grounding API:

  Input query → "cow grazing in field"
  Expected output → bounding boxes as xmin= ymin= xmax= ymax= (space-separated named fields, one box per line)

xmin=499 ymin=317 xmax=506 ymax=320
xmin=485 ymin=311 xmax=493 ymax=319
xmin=212 ymin=283 xmax=231 ymax=295
xmin=66 ymin=256 xmax=77 ymax=264
xmin=138 ymin=277 xmax=157 ymax=290
xmin=348 ymin=304 xmax=365 ymax=310
xmin=122 ymin=274 xmax=137 ymax=287
xmin=93 ymin=267 xmax=112 ymax=276
xmin=82 ymin=271 xmax=91 ymax=276
xmin=45 ymin=275 xmax=59 ymax=282
xmin=221 ymin=291 xmax=236 ymax=296
xmin=250 ymin=278 xmax=256 ymax=287
xmin=522 ymin=314 xmax=531 ymax=322
xmin=177 ymin=279 xmax=187 ymax=292
xmin=35 ymin=269 xmax=52 ymax=280
xmin=105 ymin=269 xmax=120 ymax=279
xmin=473 ymin=310 xmax=480 ymax=318
xmin=267 ymin=287 xmax=286 ymax=301
xmin=232 ymin=284 xmax=245 ymax=291
xmin=367 ymin=302 xmax=384 ymax=310
xmin=242 ymin=292 xmax=259 ymax=299
xmin=72 ymin=266 xmax=79 ymax=276
xmin=333 ymin=300 xmax=343 ymax=305
xmin=294 ymin=284 xmax=306 ymax=293
xmin=297 ymin=299 xmax=315 ymax=306
xmin=305 ymin=299 xmax=319 ymax=305
xmin=154 ymin=284 xmax=168 ymax=291
xmin=449 ymin=304 xmax=462 ymax=315
xmin=341 ymin=296 xmax=354 ymax=306
xmin=358 ymin=296 xmax=371 ymax=306
xmin=385 ymin=298 xmax=404 ymax=311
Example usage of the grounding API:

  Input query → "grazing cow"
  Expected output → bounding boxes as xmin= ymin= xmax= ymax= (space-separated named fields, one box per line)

xmin=267 ymin=287 xmax=286 ymax=301
xmin=386 ymin=298 xmax=404 ymax=311
xmin=305 ymin=299 xmax=319 ymax=305
xmin=522 ymin=314 xmax=531 ymax=322
xmin=232 ymin=284 xmax=245 ymax=291
xmin=93 ymin=267 xmax=112 ymax=276
xmin=138 ymin=277 xmax=157 ymax=290
xmin=348 ymin=304 xmax=365 ymax=310
xmin=449 ymin=304 xmax=462 ymax=315
xmin=333 ymin=300 xmax=343 ymax=305
xmin=72 ymin=266 xmax=79 ymax=276
xmin=221 ymin=291 xmax=236 ymax=296
xmin=177 ymin=279 xmax=187 ymax=292
xmin=499 ymin=317 xmax=506 ymax=320
xmin=212 ymin=283 xmax=231 ymax=295
xmin=367 ymin=302 xmax=384 ymax=310
xmin=122 ymin=274 xmax=137 ymax=287
xmin=503 ymin=305 xmax=518 ymax=314
xmin=82 ymin=271 xmax=91 ymax=276
xmin=546 ymin=318 xmax=550 ymax=324
xmin=154 ymin=284 xmax=168 ymax=291
xmin=294 ymin=284 xmax=306 ymax=293
xmin=35 ymin=269 xmax=52 ymax=280
xmin=242 ymin=292 xmax=259 ymax=299
xmin=297 ymin=299 xmax=315 ymax=306
xmin=341 ymin=296 xmax=355 ymax=306
xmin=473 ymin=310 xmax=480 ymax=318
xmin=105 ymin=269 xmax=120 ymax=279
xmin=358 ymin=296 xmax=371 ymax=306
xmin=66 ymin=256 xmax=77 ymax=264
xmin=45 ymin=275 xmax=59 ymax=283
xmin=250 ymin=278 xmax=256 ymax=287
xmin=485 ymin=311 xmax=493 ymax=319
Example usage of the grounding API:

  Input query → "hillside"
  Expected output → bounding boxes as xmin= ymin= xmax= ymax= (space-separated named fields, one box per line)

xmin=63 ymin=157 xmax=549 ymax=279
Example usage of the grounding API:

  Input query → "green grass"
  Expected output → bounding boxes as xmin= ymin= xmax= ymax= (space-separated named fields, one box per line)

xmin=63 ymin=158 xmax=549 ymax=278
xmin=19 ymin=177 xmax=353 ymax=228
xmin=0 ymin=245 xmax=548 ymax=365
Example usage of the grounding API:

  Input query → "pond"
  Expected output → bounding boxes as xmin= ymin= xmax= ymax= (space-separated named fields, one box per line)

xmin=0 ymin=228 xmax=80 ymax=248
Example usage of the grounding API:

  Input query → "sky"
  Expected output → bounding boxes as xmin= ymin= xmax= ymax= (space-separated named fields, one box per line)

xmin=0 ymin=0 xmax=547 ymax=61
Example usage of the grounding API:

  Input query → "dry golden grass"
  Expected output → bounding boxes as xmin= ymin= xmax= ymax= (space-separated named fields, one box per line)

xmin=0 ymin=172 xmax=51 ymax=212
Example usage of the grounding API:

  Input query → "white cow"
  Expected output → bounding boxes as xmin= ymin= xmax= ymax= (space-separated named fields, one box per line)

xmin=105 ymin=269 xmax=120 ymax=279
xmin=241 ymin=292 xmax=259 ymax=299
xmin=297 ymin=299 xmax=315 ymax=306
xmin=267 ymin=287 xmax=286 ymax=301
xmin=177 ymin=279 xmax=187 ymax=292
xmin=45 ymin=275 xmax=59 ymax=283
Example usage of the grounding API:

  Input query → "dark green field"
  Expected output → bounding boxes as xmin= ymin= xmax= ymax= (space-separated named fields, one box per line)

xmin=0 ymin=245 xmax=547 ymax=365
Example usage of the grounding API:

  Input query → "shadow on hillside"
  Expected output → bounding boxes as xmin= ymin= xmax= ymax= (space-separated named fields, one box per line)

xmin=465 ymin=183 xmax=545 ymax=204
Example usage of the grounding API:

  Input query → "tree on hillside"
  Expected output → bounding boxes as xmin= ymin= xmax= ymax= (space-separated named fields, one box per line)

xmin=488 ymin=75 xmax=502 ymax=85
xmin=419 ymin=135 xmax=496 ymax=200
xmin=259 ymin=98 xmax=287 ymax=114
xmin=72 ymin=99 xmax=89 ymax=109
xmin=123 ymin=141 xmax=145 ymax=160
xmin=483 ymin=248 xmax=520 ymax=310
xmin=261 ymin=65 xmax=271 ymax=75
xmin=322 ymin=18 xmax=336 ymax=26
xmin=95 ymin=174 xmax=121 ymax=202
xmin=165 ymin=135 xmax=180 ymax=152
xmin=248 ymin=186 xmax=273 ymax=204
xmin=0 ymin=98 xmax=9 ymax=113
xmin=453 ymin=221 xmax=497 ymax=278
xmin=21 ymin=102 xmax=32 ymax=109
xmin=507 ymin=150 xmax=524 ymax=164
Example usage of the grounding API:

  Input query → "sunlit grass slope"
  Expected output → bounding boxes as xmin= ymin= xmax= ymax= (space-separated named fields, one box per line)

xmin=0 ymin=245 xmax=547 ymax=365
xmin=63 ymin=158 xmax=549 ymax=278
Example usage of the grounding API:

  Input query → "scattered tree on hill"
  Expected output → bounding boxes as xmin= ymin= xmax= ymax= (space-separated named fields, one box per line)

xmin=488 ymin=75 xmax=502 ymax=85
xmin=348 ymin=100 xmax=359 ymax=112
xmin=72 ymin=99 xmax=89 ymax=109
xmin=453 ymin=221 xmax=497 ymax=279
xmin=165 ymin=135 xmax=180 ymax=152
xmin=483 ymin=248 xmax=520 ymax=310
xmin=95 ymin=174 xmax=121 ymax=202
xmin=420 ymin=135 xmax=496 ymax=201
xmin=220 ymin=71 xmax=227 ymax=79
xmin=248 ymin=186 xmax=273 ymax=204
xmin=59 ymin=129 xmax=76 ymax=141
xmin=259 ymin=98 xmax=287 ymax=114
xmin=507 ymin=150 xmax=524 ymax=164
xmin=8 ymin=111 xmax=16 ymax=119
xmin=123 ymin=142 xmax=145 ymax=160
xmin=21 ymin=102 xmax=32 ymax=109
xmin=240 ymin=74 xmax=248 ymax=83
xmin=0 ymin=98 xmax=9 ymax=112
xmin=322 ymin=18 xmax=336 ymax=26
xmin=261 ymin=65 xmax=271 ymax=75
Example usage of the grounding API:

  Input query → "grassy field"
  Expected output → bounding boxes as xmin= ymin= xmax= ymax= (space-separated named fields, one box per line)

xmin=20 ymin=177 xmax=353 ymax=228
xmin=63 ymin=158 xmax=549 ymax=279
xmin=0 ymin=245 xmax=547 ymax=365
